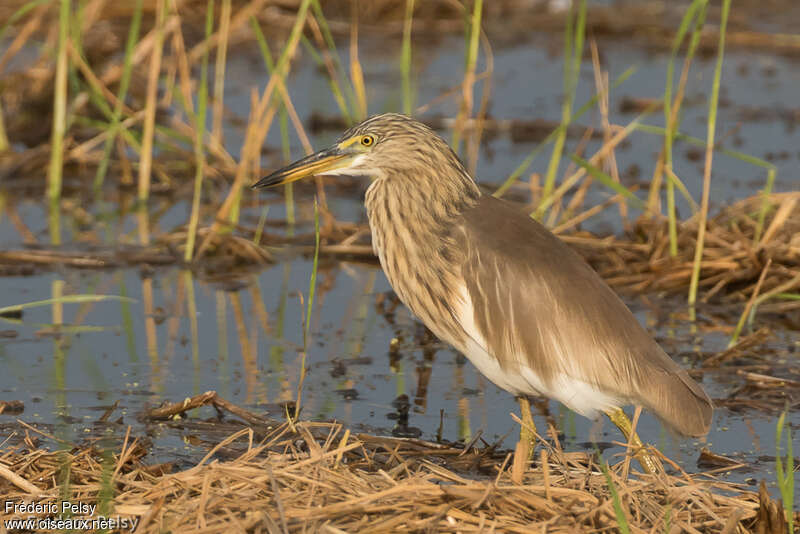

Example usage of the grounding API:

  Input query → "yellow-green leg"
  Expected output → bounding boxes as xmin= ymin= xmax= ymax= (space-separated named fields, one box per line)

xmin=604 ymin=407 xmax=663 ymax=475
xmin=517 ymin=396 xmax=537 ymax=458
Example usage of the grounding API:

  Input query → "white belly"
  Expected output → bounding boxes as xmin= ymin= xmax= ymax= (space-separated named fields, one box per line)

xmin=456 ymin=286 xmax=621 ymax=418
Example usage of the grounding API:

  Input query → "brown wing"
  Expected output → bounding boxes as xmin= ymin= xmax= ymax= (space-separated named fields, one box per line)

xmin=457 ymin=195 xmax=712 ymax=436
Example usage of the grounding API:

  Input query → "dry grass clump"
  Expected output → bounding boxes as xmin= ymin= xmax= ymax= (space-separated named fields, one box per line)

xmin=2 ymin=402 xmax=789 ymax=533
xmin=574 ymin=192 xmax=800 ymax=311
xmin=163 ymin=226 xmax=273 ymax=269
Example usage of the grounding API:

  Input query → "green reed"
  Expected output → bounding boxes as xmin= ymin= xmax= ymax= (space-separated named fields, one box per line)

xmin=212 ymin=0 xmax=232 ymax=143
xmin=688 ymin=0 xmax=731 ymax=314
xmin=598 ymin=457 xmax=631 ymax=534
xmin=754 ymin=167 xmax=777 ymax=243
xmin=349 ymin=3 xmax=367 ymax=120
xmin=309 ymin=0 xmax=355 ymax=123
xmin=401 ymin=0 xmax=415 ymax=115
xmin=137 ymin=0 xmax=167 ymax=203
xmin=0 ymin=294 xmax=133 ymax=317
xmin=538 ymin=0 xmax=586 ymax=217
xmin=295 ymin=200 xmax=321 ymax=420
xmin=775 ymin=410 xmax=794 ymax=532
xmin=251 ymin=16 xmax=296 ymax=228
xmin=450 ymin=0 xmax=483 ymax=154
xmin=93 ymin=0 xmax=142 ymax=192
xmin=217 ymin=0 xmax=310 ymax=232
xmin=184 ymin=0 xmax=214 ymax=262
xmin=662 ymin=0 xmax=707 ymax=256
xmin=47 ymin=0 xmax=70 ymax=244
xmin=569 ymin=155 xmax=646 ymax=210
xmin=0 ymin=98 xmax=8 ymax=152
xmin=0 ymin=0 xmax=51 ymax=43
xmin=493 ymin=65 xmax=636 ymax=198
xmin=96 ymin=447 xmax=115 ymax=533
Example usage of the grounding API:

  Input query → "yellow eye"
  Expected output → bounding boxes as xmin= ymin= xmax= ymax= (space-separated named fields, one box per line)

xmin=360 ymin=135 xmax=375 ymax=147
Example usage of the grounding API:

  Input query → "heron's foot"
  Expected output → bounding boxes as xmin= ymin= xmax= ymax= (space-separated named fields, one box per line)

xmin=517 ymin=396 xmax=537 ymax=460
xmin=604 ymin=407 xmax=663 ymax=475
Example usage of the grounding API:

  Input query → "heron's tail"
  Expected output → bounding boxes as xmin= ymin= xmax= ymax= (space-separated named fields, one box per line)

xmin=639 ymin=369 xmax=713 ymax=437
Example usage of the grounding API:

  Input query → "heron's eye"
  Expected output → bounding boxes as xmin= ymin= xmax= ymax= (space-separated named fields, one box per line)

xmin=360 ymin=135 xmax=375 ymax=147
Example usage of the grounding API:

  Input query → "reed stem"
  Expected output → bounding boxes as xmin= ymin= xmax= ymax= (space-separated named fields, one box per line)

xmin=47 ymin=0 xmax=70 ymax=204
xmin=688 ymin=0 xmax=731 ymax=314
xmin=137 ymin=0 xmax=167 ymax=203
xmin=184 ymin=0 xmax=214 ymax=262
xmin=662 ymin=0 xmax=707 ymax=256
xmin=47 ymin=0 xmax=71 ymax=246
xmin=451 ymin=0 xmax=483 ymax=153
xmin=0 ymin=98 xmax=9 ymax=152
xmin=539 ymin=0 xmax=585 ymax=216
xmin=93 ymin=0 xmax=143 ymax=192
xmin=349 ymin=0 xmax=367 ymax=121
xmin=494 ymin=65 xmax=636 ymax=198
xmin=401 ymin=0 xmax=415 ymax=115
xmin=211 ymin=0 xmax=231 ymax=145
xmin=295 ymin=199 xmax=321 ymax=420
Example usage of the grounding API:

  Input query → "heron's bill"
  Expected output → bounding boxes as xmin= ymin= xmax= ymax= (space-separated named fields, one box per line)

xmin=252 ymin=147 xmax=352 ymax=188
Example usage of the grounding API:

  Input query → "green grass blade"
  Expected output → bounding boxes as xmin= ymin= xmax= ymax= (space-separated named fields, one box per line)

xmin=93 ymin=0 xmax=143 ymax=192
xmin=0 ymin=295 xmax=135 ymax=316
xmin=688 ymin=0 xmax=730 ymax=311
xmin=663 ymin=0 xmax=707 ymax=256
xmin=540 ymin=0 xmax=585 ymax=209
xmin=634 ymin=124 xmax=777 ymax=171
xmin=47 ymin=0 xmax=70 ymax=246
xmin=253 ymin=205 xmax=269 ymax=244
xmin=0 ymin=99 xmax=8 ymax=153
xmin=450 ymin=0 xmax=483 ymax=154
xmin=401 ymin=0 xmax=415 ymax=115
xmin=0 ymin=0 xmax=52 ymax=44
xmin=533 ymin=105 xmax=655 ymax=217
xmin=97 ymin=448 xmax=115 ymax=521
xmin=310 ymin=0 xmax=354 ymax=123
xmin=663 ymin=0 xmax=703 ymax=133
xmin=299 ymin=34 xmax=323 ymax=64
xmin=754 ymin=167 xmax=776 ymax=243
xmin=220 ymin=0 xmax=312 ymax=230
xmin=569 ymin=155 xmax=646 ymax=210
xmin=184 ymin=0 xmax=213 ymax=262
xmin=599 ymin=458 xmax=631 ymax=534
xmin=251 ymin=16 xmax=295 ymax=228
xmin=775 ymin=410 xmax=794 ymax=532
xmin=304 ymin=199 xmax=321 ymax=349
xmin=295 ymin=200 xmax=321 ymax=421
xmin=493 ymin=65 xmax=637 ymax=197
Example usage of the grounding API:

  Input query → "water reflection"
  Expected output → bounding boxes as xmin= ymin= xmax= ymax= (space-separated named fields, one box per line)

xmin=0 ymin=253 xmax=796 ymax=483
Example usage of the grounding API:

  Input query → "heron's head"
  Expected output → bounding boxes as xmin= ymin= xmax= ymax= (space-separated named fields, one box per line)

xmin=252 ymin=113 xmax=475 ymax=190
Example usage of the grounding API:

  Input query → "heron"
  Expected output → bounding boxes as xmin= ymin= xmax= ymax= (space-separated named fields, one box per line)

xmin=253 ymin=113 xmax=712 ymax=473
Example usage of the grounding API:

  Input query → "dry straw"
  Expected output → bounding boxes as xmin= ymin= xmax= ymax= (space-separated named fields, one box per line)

xmin=1 ymin=391 xmax=790 ymax=533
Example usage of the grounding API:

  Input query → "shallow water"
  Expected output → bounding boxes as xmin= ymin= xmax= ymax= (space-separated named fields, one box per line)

xmin=1 ymin=28 xmax=798 ymax=496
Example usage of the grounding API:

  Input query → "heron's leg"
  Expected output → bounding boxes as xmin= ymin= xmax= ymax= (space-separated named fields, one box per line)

xmin=604 ymin=407 xmax=663 ymax=475
xmin=517 ymin=396 xmax=537 ymax=458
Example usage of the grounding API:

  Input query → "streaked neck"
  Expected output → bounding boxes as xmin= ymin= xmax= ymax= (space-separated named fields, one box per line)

xmin=364 ymin=172 xmax=479 ymax=346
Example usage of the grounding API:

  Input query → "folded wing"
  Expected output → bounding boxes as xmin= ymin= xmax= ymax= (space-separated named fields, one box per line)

xmin=456 ymin=196 xmax=712 ymax=437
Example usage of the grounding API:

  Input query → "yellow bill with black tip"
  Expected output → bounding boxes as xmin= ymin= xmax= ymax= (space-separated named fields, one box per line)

xmin=252 ymin=146 xmax=352 ymax=189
